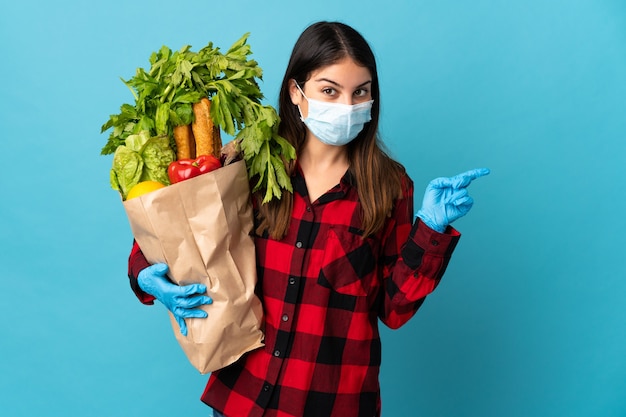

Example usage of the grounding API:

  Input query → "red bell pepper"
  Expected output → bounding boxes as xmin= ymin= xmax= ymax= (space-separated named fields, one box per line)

xmin=168 ymin=154 xmax=222 ymax=184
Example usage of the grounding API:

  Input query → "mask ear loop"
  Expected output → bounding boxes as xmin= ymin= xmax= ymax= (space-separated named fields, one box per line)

xmin=294 ymin=81 xmax=308 ymax=121
xmin=294 ymin=81 xmax=308 ymax=99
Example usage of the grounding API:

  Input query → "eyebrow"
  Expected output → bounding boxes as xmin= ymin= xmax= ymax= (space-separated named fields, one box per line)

xmin=313 ymin=78 xmax=372 ymax=89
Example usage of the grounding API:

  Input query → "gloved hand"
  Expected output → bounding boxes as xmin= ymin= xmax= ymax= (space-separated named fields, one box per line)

xmin=416 ymin=168 xmax=490 ymax=233
xmin=137 ymin=263 xmax=213 ymax=336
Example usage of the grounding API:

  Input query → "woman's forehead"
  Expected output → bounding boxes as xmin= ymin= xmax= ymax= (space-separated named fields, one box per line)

xmin=307 ymin=57 xmax=372 ymax=86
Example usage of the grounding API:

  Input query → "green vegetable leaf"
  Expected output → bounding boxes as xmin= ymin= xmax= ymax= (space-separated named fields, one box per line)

xmin=172 ymin=103 xmax=194 ymax=126
xmin=111 ymin=146 xmax=144 ymax=199
xmin=272 ymin=154 xmax=292 ymax=192
xmin=155 ymin=102 xmax=170 ymax=135
xmin=141 ymin=135 xmax=175 ymax=185
xmin=125 ymin=131 xmax=151 ymax=152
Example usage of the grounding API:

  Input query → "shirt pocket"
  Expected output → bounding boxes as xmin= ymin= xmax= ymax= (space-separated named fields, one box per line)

xmin=317 ymin=226 xmax=379 ymax=297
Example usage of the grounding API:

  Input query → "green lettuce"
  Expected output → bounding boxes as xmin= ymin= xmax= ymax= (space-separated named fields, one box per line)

xmin=141 ymin=135 xmax=175 ymax=185
xmin=110 ymin=130 xmax=175 ymax=199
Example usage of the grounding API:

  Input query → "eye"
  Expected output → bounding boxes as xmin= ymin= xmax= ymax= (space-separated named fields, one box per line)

xmin=322 ymin=87 xmax=336 ymax=96
xmin=354 ymin=88 xmax=369 ymax=97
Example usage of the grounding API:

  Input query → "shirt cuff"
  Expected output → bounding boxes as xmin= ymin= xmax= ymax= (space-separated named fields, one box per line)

xmin=402 ymin=218 xmax=461 ymax=269
xmin=128 ymin=242 xmax=156 ymax=305
xmin=129 ymin=273 xmax=156 ymax=305
xmin=409 ymin=218 xmax=461 ymax=257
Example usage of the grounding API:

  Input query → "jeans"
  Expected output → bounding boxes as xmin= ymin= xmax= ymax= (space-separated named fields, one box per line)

xmin=212 ymin=410 xmax=225 ymax=417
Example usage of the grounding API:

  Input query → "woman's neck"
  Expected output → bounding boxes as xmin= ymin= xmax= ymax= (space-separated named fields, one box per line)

xmin=298 ymin=137 xmax=349 ymax=202
xmin=299 ymin=137 xmax=348 ymax=171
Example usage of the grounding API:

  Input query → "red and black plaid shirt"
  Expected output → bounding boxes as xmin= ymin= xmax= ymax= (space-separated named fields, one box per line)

xmin=128 ymin=167 xmax=460 ymax=417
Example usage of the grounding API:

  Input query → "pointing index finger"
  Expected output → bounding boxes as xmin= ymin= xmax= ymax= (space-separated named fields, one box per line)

xmin=452 ymin=168 xmax=491 ymax=188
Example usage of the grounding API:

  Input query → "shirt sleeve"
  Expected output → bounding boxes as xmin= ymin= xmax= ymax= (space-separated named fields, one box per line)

xmin=128 ymin=240 xmax=157 ymax=305
xmin=378 ymin=175 xmax=461 ymax=329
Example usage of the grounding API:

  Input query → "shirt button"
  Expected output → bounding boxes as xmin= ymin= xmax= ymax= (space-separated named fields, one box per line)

xmin=273 ymin=350 xmax=281 ymax=357
xmin=430 ymin=239 xmax=439 ymax=246
xmin=306 ymin=206 xmax=312 ymax=212
xmin=296 ymin=241 xmax=303 ymax=248
xmin=263 ymin=383 xmax=271 ymax=392
xmin=282 ymin=314 xmax=289 ymax=322
xmin=289 ymin=277 xmax=296 ymax=285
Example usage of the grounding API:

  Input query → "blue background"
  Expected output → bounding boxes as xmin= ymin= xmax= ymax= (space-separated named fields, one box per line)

xmin=1 ymin=0 xmax=624 ymax=416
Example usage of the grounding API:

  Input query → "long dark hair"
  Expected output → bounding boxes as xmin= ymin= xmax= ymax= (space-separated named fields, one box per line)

xmin=255 ymin=21 xmax=405 ymax=239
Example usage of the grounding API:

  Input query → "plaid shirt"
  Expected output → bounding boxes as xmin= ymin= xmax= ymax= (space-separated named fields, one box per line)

xmin=128 ymin=167 xmax=460 ymax=417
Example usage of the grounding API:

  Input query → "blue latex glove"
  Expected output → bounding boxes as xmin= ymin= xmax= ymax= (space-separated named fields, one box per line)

xmin=416 ymin=168 xmax=490 ymax=233
xmin=137 ymin=263 xmax=213 ymax=336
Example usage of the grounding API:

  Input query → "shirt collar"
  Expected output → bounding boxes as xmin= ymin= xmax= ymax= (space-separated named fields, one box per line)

xmin=293 ymin=162 xmax=356 ymax=203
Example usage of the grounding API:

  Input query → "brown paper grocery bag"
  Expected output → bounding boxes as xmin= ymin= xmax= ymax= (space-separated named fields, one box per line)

xmin=123 ymin=160 xmax=264 ymax=374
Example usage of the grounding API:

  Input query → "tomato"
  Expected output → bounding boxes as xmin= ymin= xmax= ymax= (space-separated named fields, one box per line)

xmin=168 ymin=154 xmax=222 ymax=184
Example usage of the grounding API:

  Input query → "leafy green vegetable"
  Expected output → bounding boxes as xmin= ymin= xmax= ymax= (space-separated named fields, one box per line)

xmin=237 ymin=105 xmax=295 ymax=202
xmin=101 ymin=33 xmax=295 ymax=203
xmin=111 ymin=147 xmax=143 ymax=199
xmin=141 ymin=135 xmax=176 ymax=185
xmin=110 ymin=131 xmax=175 ymax=199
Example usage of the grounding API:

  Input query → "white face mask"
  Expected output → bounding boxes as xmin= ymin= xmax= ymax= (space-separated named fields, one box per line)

xmin=295 ymin=83 xmax=374 ymax=146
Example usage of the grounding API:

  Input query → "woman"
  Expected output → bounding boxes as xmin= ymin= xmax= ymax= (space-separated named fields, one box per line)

xmin=128 ymin=21 xmax=489 ymax=417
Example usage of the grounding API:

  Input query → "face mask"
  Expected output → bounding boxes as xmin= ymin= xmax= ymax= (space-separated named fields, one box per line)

xmin=295 ymin=83 xmax=374 ymax=146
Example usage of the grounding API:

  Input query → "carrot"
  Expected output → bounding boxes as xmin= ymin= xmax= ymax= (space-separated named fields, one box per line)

xmin=192 ymin=97 xmax=220 ymax=158
xmin=173 ymin=124 xmax=195 ymax=160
